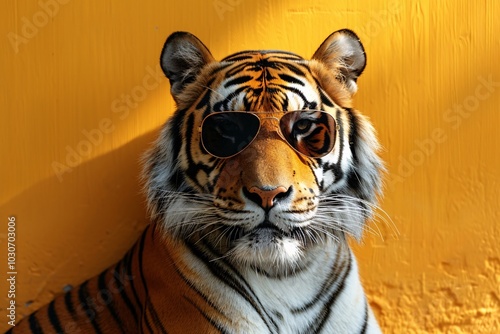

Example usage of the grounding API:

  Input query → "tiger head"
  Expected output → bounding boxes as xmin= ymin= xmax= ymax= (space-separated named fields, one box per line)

xmin=144 ymin=30 xmax=383 ymax=275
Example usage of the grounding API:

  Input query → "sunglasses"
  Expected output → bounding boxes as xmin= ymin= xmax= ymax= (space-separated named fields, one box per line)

xmin=199 ymin=110 xmax=337 ymax=159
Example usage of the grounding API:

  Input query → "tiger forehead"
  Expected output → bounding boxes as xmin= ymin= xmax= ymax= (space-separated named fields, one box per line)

xmin=221 ymin=50 xmax=305 ymax=62
xmin=203 ymin=51 xmax=320 ymax=111
xmin=215 ymin=51 xmax=313 ymax=80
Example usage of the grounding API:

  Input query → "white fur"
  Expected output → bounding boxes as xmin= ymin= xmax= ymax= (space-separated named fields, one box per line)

xmin=174 ymin=238 xmax=381 ymax=333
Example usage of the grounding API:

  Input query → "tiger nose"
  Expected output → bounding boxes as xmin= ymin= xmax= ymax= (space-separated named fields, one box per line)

xmin=244 ymin=186 xmax=291 ymax=209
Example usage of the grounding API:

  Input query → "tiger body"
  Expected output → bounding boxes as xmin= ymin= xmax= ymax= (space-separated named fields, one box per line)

xmin=9 ymin=29 xmax=383 ymax=333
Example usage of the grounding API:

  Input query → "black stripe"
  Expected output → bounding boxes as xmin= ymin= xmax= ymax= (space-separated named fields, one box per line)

xmin=346 ymin=108 xmax=359 ymax=165
xmin=224 ymin=75 xmax=253 ymax=88
xmin=304 ymin=158 xmax=321 ymax=192
xmin=64 ymin=290 xmax=76 ymax=318
xmin=282 ymin=62 xmax=308 ymax=77
xmin=221 ymin=51 xmax=255 ymax=62
xmin=184 ymin=296 xmax=231 ymax=334
xmin=225 ymin=61 xmax=253 ymax=78
xmin=195 ymin=79 xmax=214 ymax=110
xmin=97 ymin=269 xmax=126 ymax=332
xmin=185 ymin=112 xmax=215 ymax=190
xmin=165 ymin=108 xmax=187 ymax=190
xmin=271 ymin=88 xmax=289 ymax=111
xmin=309 ymin=256 xmax=353 ymax=334
xmin=213 ymin=85 xmax=249 ymax=111
xmin=208 ymin=62 xmax=234 ymax=77
xmin=318 ymin=87 xmax=334 ymax=107
xmin=345 ymin=108 xmax=372 ymax=205
xmin=321 ymin=108 xmax=344 ymax=190
xmin=173 ymin=261 xmax=229 ymax=321
xmin=169 ymin=108 xmax=186 ymax=159
xmin=140 ymin=310 xmax=155 ymax=334
xmin=113 ymin=260 xmax=139 ymax=324
xmin=28 ymin=313 xmax=44 ymax=334
xmin=185 ymin=112 xmax=204 ymax=188
xmin=137 ymin=230 xmax=168 ymax=334
xmin=275 ymin=84 xmax=310 ymax=105
xmin=47 ymin=300 xmax=63 ymax=334
xmin=291 ymin=242 xmax=345 ymax=313
xmin=359 ymin=301 xmax=369 ymax=334
xmin=124 ymin=234 xmax=153 ymax=334
xmin=278 ymin=73 xmax=304 ymax=86
xmin=267 ymin=52 xmax=304 ymax=60
xmin=221 ymin=50 xmax=302 ymax=62
xmin=125 ymin=237 xmax=144 ymax=315
xmin=306 ymin=101 xmax=318 ymax=109
xmin=186 ymin=240 xmax=279 ymax=333
xmin=78 ymin=281 xmax=103 ymax=334
xmin=146 ymin=300 xmax=169 ymax=334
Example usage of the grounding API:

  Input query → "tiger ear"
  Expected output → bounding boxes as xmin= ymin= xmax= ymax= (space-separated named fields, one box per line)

xmin=312 ymin=29 xmax=366 ymax=95
xmin=160 ymin=32 xmax=215 ymax=101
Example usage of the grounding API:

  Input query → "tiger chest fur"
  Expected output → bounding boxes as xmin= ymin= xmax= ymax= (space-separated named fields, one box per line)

xmin=9 ymin=30 xmax=383 ymax=334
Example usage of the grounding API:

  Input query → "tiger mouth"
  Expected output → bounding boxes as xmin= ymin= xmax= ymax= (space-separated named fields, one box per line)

xmin=228 ymin=220 xmax=304 ymax=244
xmin=250 ymin=221 xmax=290 ymax=241
xmin=254 ymin=220 xmax=287 ymax=233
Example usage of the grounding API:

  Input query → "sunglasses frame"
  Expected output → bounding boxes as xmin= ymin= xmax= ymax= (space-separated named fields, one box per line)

xmin=198 ymin=110 xmax=337 ymax=159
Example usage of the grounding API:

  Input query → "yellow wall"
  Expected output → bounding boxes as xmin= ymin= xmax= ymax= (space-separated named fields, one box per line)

xmin=1 ymin=0 xmax=499 ymax=332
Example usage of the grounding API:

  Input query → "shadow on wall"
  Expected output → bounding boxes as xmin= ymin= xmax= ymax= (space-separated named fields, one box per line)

xmin=1 ymin=129 xmax=160 ymax=324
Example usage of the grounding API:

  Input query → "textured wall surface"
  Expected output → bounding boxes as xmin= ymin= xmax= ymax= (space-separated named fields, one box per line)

xmin=1 ymin=0 xmax=499 ymax=333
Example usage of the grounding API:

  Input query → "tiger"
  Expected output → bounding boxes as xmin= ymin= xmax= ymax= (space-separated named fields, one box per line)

xmin=7 ymin=29 xmax=384 ymax=334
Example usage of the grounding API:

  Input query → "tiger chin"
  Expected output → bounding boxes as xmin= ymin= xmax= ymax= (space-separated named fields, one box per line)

xmin=9 ymin=30 xmax=384 ymax=334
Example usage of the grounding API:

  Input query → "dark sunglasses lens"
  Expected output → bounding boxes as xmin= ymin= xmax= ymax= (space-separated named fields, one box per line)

xmin=279 ymin=111 xmax=336 ymax=157
xmin=201 ymin=112 xmax=260 ymax=158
